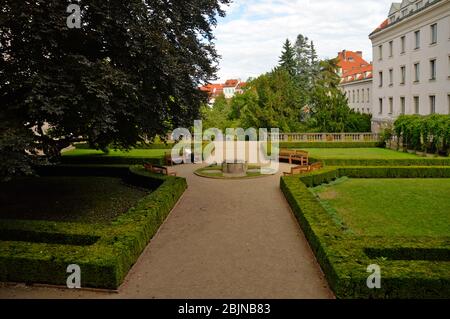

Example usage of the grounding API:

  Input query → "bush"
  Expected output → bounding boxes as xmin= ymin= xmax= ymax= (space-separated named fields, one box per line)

xmin=280 ymin=167 xmax=450 ymax=299
xmin=0 ymin=165 xmax=187 ymax=289
xmin=394 ymin=114 xmax=450 ymax=155
xmin=312 ymin=158 xmax=450 ymax=167
xmin=280 ymin=142 xmax=381 ymax=149
xmin=61 ymin=156 xmax=164 ymax=166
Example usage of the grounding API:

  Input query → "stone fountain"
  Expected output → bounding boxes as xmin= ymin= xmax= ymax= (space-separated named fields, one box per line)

xmin=221 ymin=160 xmax=248 ymax=178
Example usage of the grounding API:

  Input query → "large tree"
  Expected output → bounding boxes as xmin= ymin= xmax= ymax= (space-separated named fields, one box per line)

xmin=278 ymin=39 xmax=297 ymax=76
xmin=0 ymin=0 xmax=230 ymax=179
xmin=308 ymin=59 xmax=371 ymax=132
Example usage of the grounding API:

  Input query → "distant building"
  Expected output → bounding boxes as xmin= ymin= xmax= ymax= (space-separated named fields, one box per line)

xmin=337 ymin=50 xmax=373 ymax=114
xmin=369 ymin=0 xmax=450 ymax=132
xmin=200 ymin=79 xmax=247 ymax=105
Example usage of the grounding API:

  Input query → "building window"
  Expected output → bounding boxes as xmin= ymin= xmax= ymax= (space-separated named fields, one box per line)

xmin=400 ymin=36 xmax=406 ymax=54
xmin=389 ymin=69 xmax=393 ymax=86
xmin=378 ymin=45 xmax=383 ymax=60
xmin=414 ymin=63 xmax=420 ymax=82
xmin=400 ymin=66 xmax=406 ymax=84
xmin=352 ymin=90 xmax=355 ymax=103
xmin=430 ymin=96 xmax=436 ymax=114
xmin=414 ymin=30 xmax=420 ymax=49
xmin=430 ymin=23 xmax=437 ymax=44
xmin=379 ymin=71 xmax=383 ymax=87
xmin=379 ymin=98 xmax=383 ymax=114
xmin=414 ymin=96 xmax=420 ymax=114
xmin=400 ymin=97 xmax=406 ymax=114
xmin=367 ymin=88 xmax=370 ymax=103
xmin=430 ymin=59 xmax=437 ymax=80
xmin=389 ymin=97 xmax=394 ymax=114
xmin=389 ymin=41 xmax=393 ymax=57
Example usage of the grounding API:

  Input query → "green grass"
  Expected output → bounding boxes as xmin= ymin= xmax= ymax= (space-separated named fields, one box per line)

xmin=0 ymin=176 xmax=151 ymax=224
xmin=195 ymin=165 xmax=267 ymax=179
xmin=302 ymin=148 xmax=429 ymax=159
xmin=313 ymin=178 xmax=450 ymax=237
xmin=63 ymin=149 xmax=168 ymax=158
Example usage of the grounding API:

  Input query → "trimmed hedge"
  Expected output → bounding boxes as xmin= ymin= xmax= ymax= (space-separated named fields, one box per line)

xmin=297 ymin=166 xmax=450 ymax=187
xmin=281 ymin=169 xmax=450 ymax=299
xmin=0 ymin=165 xmax=187 ymax=289
xmin=309 ymin=157 xmax=450 ymax=167
xmin=60 ymin=156 xmax=164 ymax=166
xmin=280 ymin=142 xmax=382 ymax=149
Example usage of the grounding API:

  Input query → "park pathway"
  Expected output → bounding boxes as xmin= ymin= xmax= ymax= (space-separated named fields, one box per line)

xmin=0 ymin=163 xmax=333 ymax=299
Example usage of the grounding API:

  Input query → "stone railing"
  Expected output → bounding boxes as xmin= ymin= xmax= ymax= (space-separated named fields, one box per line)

xmin=271 ymin=133 xmax=381 ymax=143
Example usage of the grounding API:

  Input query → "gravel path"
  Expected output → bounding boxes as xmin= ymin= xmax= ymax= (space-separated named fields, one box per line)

xmin=0 ymin=163 xmax=333 ymax=299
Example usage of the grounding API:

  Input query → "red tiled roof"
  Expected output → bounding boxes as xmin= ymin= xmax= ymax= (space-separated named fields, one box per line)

xmin=224 ymin=79 xmax=239 ymax=87
xmin=337 ymin=50 xmax=373 ymax=84
xmin=372 ymin=19 xmax=389 ymax=34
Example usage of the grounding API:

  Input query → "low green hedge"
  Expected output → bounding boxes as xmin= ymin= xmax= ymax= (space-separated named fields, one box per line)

xmin=298 ymin=166 xmax=450 ymax=187
xmin=281 ymin=169 xmax=450 ymax=299
xmin=60 ymin=156 xmax=164 ymax=166
xmin=0 ymin=165 xmax=187 ymax=289
xmin=280 ymin=142 xmax=382 ymax=149
xmin=310 ymin=157 xmax=450 ymax=167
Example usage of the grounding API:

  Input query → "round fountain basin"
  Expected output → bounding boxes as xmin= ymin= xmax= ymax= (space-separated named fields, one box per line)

xmin=222 ymin=161 xmax=247 ymax=177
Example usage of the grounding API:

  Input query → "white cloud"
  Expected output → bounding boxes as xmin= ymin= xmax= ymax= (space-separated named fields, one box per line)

xmin=213 ymin=0 xmax=393 ymax=81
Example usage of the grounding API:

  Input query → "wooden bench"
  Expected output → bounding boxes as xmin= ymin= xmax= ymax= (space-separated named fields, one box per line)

xmin=283 ymin=162 xmax=323 ymax=176
xmin=144 ymin=163 xmax=177 ymax=176
xmin=279 ymin=149 xmax=309 ymax=165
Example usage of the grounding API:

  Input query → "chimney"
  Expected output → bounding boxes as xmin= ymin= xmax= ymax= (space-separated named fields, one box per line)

xmin=356 ymin=51 xmax=363 ymax=57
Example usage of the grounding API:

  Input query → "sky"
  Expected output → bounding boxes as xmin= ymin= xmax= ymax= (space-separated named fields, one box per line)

xmin=213 ymin=0 xmax=394 ymax=82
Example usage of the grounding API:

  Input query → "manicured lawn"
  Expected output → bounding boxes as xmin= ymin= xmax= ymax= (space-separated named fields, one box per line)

xmin=302 ymin=148 xmax=428 ymax=159
xmin=63 ymin=149 xmax=168 ymax=158
xmin=313 ymin=178 xmax=450 ymax=237
xmin=0 ymin=176 xmax=151 ymax=224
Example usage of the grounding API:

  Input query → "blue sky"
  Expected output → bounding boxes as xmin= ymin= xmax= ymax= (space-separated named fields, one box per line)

xmin=213 ymin=0 xmax=394 ymax=82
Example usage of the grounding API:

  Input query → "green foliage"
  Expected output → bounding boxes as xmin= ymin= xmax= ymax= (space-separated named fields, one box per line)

xmin=278 ymin=39 xmax=297 ymax=76
xmin=280 ymin=142 xmax=381 ymax=149
xmin=0 ymin=0 xmax=231 ymax=179
xmin=281 ymin=171 xmax=450 ymax=299
xmin=201 ymin=95 xmax=236 ymax=131
xmin=394 ymin=115 xmax=450 ymax=155
xmin=315 ymin=158 xmax=450 ymax=166
xmin=0 ymin=176 xmax=151 ymax=224
xmin=0 ymin=165 xmax=187 ymax=289
xmin=308 ymin=59 xmax=372 ymax=133
xmin=229 ymin=68 xmax=304 ymax=132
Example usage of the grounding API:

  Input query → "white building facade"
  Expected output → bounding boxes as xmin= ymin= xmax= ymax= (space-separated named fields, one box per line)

xmin=370 ymin=0 xmax=450 ymax=132
xmin=341 ymin=78 xmax=373 ymax=114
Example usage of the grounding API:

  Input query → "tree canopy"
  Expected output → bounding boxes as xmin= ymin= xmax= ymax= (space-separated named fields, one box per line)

xmin=0 ymin=0 xmax=230 ymax=179
xmin=203 ymin=35 xmax=371 ymax=134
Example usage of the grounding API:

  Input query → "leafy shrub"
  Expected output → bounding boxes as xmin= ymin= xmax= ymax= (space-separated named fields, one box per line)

xmin=394 ymin=115 xmax=450 ymax=155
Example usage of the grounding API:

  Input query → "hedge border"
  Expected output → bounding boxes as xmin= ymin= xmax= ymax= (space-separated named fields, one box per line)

xmin=281 ymin=167 xmax=450 ymax=299
xmin=280 ymin=142 xmax=382 ymax=149
xmin=308 ymin=157 xmax=450 ymax=167
xmin=0 ymin=165 xmax=187 ymax=289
